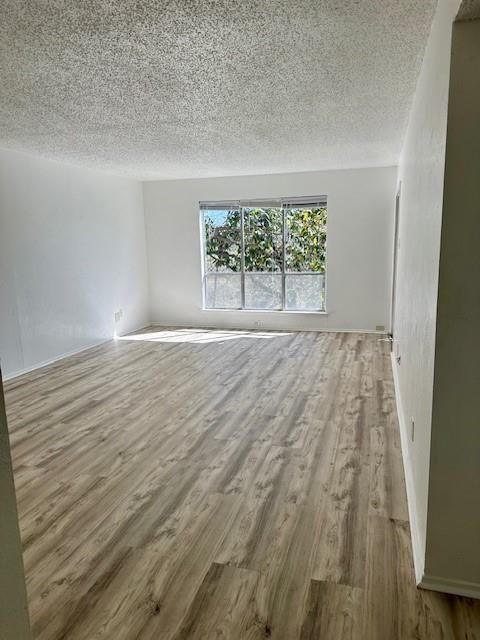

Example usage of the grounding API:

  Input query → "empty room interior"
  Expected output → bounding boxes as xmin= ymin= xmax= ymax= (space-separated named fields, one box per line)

xmin=1 ymin=1 xmax=479 ymax=639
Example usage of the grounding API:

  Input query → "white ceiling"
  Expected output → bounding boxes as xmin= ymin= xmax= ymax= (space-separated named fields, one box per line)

xmin=0 ymin=1 xmax=437 ymax=179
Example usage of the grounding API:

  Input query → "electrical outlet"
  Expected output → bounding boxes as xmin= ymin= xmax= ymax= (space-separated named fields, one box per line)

xmin=395 ymin=342 xmax=401 ymax=365
xmin=114 ymin=309 xmax=123 ymax=323
xmin=253 ymin=320 xmax=263 ymax=328
xmin=411 ymin=418 xmax=415 ymax=442
xmin=376 ymin=324 xmax=385 ymax=332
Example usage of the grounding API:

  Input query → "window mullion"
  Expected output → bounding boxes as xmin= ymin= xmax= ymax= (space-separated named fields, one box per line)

xmin=282 ymin=205 xmax=287 ymax=310
xmin=240 ymin=206 xmax=246 ymax=309
xmin=202 ymin=212 xmax=208 ymax=308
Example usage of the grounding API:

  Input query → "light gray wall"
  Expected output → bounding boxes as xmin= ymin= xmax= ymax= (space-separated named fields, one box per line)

xmin=392 ymin=0 xmax=460 ymax=581
xmin=0 ymin=149 xmax=150 ymax=378
xmin=0 ymin=370 xmax=32 ymax=639
xmin=425 ymin=17 xmax=480 ymax=590
xmin=143 ymin=167 xmax=397 ymax=333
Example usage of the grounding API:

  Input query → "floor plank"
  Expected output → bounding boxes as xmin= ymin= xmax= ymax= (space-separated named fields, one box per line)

xmin=300 ymin=579 xmax=362 ymax=639
xmin=175 ymin=563 xmax=262 ymax=640
xmin=362 ymin=514 xmax=480 ymax=639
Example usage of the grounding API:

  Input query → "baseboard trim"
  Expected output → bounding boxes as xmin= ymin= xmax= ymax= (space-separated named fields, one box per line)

xmin=390 ymin=352 xmax=425 ymax=584
xmin=3 ymin=323 xmax=150 ymax=381
xmin=3 ymin=340 xmax=110 ymax=381
xmin=419 ymin=574 xmax=480 ymax=599
xmin=148 ymin=320 xmax=387 ymax=335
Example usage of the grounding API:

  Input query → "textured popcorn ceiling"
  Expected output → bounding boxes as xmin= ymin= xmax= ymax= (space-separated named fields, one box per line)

xmin=457 ymin=0 xmax=480 ymax=20
xmin=0 ymin=0 xmax=437 ymax=179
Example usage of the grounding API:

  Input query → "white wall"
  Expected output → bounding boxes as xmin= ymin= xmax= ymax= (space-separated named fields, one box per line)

xmin=143 ymin=167 xmax=397 ymax=332
xmin=424 ymin=16 xmax=480 ymax=595
xmin=392 ymin=0 xmax=460 ymax=584
xmin=0 ymin=149 xmax=149 ymax=378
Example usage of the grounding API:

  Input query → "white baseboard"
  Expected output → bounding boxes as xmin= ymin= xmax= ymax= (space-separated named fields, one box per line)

xmin=419 ymin=574 xmax=480 ymax=600
xmin=391 ymin=354 xmax=480 ymax=600
xmin=3 ymin=323 xmax=150 ymax=381
xmin=3 ymin=340 xmax=110 ymax=381
xmin=390 ymin=352 xmax=425 ymax=584
xmin=148 ymin=320 xmax=386 ymax=335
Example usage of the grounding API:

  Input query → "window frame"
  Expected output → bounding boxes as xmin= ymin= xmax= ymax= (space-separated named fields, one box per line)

xmin=200 ymin=197 xmax=327 ymax=313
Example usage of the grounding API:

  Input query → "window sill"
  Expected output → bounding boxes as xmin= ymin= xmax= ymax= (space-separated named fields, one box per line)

xmin=201 ymin=308 xmax=328 ymax=315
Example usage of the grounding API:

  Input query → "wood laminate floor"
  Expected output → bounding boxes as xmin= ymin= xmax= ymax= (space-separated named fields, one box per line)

xmin=5 ymin=327 xmax=480 ymax=639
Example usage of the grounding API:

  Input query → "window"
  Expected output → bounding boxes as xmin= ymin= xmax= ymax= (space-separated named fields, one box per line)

xmin=201 ymin=197 xmax=327 ymax=312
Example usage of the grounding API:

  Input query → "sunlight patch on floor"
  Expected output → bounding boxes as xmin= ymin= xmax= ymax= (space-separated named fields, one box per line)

xmin=117 ymin=328 xmax=292 ymax=344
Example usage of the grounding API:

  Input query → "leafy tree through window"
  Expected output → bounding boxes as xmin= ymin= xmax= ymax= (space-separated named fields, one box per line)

xmin=201 ymin=198 xmax=326 ymax=311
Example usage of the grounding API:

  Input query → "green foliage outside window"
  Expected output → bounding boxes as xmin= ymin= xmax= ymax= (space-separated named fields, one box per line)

xmin=204 ymin=207 xmax=327 ymax=273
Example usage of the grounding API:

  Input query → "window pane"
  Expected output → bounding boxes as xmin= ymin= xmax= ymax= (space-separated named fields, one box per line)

xmin=285 ymin=207 xmax=327 ymax=273
xmin=203 ymin=209 xmax=241 ymax=272
xmin=285 ymin=274 xmax=325 ymax=311
xmin=245 ymin=273 xmax=282 ymax=310
xmin=243 ymin=207 xmax=283 ymax=272
xmin=205 ymin=273 xmax=241 ymax=309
